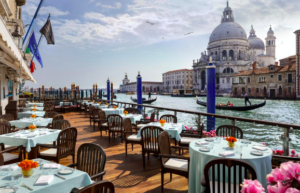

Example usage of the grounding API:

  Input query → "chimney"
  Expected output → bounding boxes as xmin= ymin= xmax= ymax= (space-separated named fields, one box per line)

xmin=275 ymin=62 xmax=279 ymax=66
xmin=289 ymin=58 xmax=292 ymax=66
xmin=252 ymin=61 xmax=257 ymax=71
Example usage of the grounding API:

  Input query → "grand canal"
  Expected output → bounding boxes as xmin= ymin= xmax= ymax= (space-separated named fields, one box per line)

xmin=115 ymin=93 xmax=300 ymax=153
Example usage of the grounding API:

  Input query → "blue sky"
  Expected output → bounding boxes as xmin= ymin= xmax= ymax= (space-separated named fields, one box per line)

xmin=23 ymin=0 xmax=300 ymax=89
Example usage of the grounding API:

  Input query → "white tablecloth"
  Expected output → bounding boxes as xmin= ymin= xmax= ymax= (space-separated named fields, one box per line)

xmin=10 ymin=118 xmax=52 ymax=128
xmin=18 ymin=111 xmax=46 ymax=119
xmin=26 ymin=103 xmax=44 ymax=107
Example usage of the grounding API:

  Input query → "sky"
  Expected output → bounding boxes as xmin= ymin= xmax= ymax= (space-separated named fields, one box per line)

xmin=23 ymin=0 xmax=300 ymax=89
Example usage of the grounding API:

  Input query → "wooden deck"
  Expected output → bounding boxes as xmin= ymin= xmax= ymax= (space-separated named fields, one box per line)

xmin=59 ymin=112 xmax=189 ymax=193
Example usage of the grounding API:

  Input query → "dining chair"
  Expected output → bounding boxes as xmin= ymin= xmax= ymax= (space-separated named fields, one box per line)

xmin=47 ymin=114 xmax=64 ymax=129
xmin=203 ymin=159 xmax=257 ymax=193
xmin=89 ymin=106 xmax=95 ymax=126
xmin=68 ymin=143 xmax=106 ymax=181
xmin=123 ymin=118 xmax=141 ymax=156
xmin=216 ymin=125 xmax=243 ymax=139
xmin=98 ymin=110 xmax=108 ymax=137
xmin=272 ymin=155 xmax=300 ymax=168
xmin=0 ymin=122 xmax=22 ymax=154
xmin=52 ymin=119 xmax=71 ymax=130
xmin=140 ymin=126 xmax=164 ymax=169
xmin=44 ymin=111 xmax=58 ymax=118
xmin=158 ymin=131 xmax=189 ymax=192
xmin=92 ymin=109 xmax=101 ymax=131
xmin=38 ymin=127 xmax=77 ymax=163
xmin=75 ymin=181 xmax=115 ymax=193
xmin=124 ymin=108 xmax=142 ymax=114
xmin=107 ymin=114 xmax=123 ymax=143
xmin=84 ymin=104 xmax=90 ymax=116
xmin=0 ymin=114 xmax=15 ymax=121
xmin=136 ymin=111 xmax=155 ymax=130
xmin=160 ymin=114 xmax=177 ymax=123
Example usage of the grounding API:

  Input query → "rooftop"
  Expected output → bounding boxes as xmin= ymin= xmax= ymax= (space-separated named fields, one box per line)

xmin=163 ymin=69 xmax=193 ymax=74
xmin=234 ymin=63 xmax=296 ymax=76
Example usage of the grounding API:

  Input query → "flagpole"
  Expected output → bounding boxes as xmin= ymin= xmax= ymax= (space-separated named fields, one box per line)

xmin=23 ymin=0 xmax=45 ymax=46
xmin=29 ymin=14 xmax=50 ymax=68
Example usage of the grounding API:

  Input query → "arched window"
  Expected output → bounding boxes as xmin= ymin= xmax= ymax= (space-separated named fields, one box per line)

xmin=229 ymin=50 xmax=234 ymax=60
xmin=223 ymin=67 xmax=234 ymax=74
xmin=222 ymin=50 xmax=227 ymax=61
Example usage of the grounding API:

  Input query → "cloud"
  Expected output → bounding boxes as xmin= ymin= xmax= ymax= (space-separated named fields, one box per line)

xmin=22 ymin=3 xmax=69 ymax=17
xmin=96 ymin=2 xmax=122 ymax=9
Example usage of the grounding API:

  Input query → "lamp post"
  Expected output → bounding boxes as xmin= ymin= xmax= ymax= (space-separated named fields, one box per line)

xmin=107 ymin=78 xmax=111 ymax=103
xmin=206 ymin=57 xmax=216 ymax=132
xmin=137 ymin=71 xmax=143 ymax=114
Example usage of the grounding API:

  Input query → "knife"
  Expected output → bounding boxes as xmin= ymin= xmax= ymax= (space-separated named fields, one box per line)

xmin=22 ymin=183 xmax=33 ymax=191
xmin=54 ymin=174 xmax=66 ymax=180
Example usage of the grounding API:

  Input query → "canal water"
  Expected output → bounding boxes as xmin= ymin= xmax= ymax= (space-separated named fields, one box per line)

xmin=115 ymin=94 xmax=300 ymax=153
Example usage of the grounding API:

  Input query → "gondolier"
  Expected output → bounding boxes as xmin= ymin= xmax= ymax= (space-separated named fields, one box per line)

xmin=244 ymin=93 xmax=251 ymax=106
xmin=148 ymin=92 xmax=151 ymax=100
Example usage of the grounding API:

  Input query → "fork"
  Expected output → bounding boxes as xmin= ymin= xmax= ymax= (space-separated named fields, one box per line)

xmin=22 ymin=183 xmax=33 ymax=191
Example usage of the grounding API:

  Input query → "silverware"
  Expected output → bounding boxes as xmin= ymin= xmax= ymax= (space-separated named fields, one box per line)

xmin=54 ymin=174 xmax=66 ymax=180
xmin=22 ymin=183 xmax=33 ymax=191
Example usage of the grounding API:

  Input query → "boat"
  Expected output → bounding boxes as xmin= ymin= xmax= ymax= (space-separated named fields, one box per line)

xmin=126 ymin=92 xmax=135 ymax=95
xmin=103 ymin=95 xmax=117 ymax=99
xmin=130 ymin=96 xmax=157 ymax=104
xmin=196 ymin=98 xmax=266 ymax=111
xmin=171 ymin=89 xmax=196 ymax=97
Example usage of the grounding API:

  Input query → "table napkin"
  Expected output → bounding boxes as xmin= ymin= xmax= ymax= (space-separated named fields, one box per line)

xmin=35 ymin=175 xmax=54 ymax=185
xmin=43 ymin=163 xmax=60 ymax=169
xmin=252 ymin=146 xmax=268 ymax=151
xmin=0 ymin=165 xmax=18 ymax=171
xmin=219 ymin=151 xmax=235 ymax=157
xmin=13 ymin=134 xmax=21 ymax=138
xmin=196 ymin=141 xmax=209 ymax=146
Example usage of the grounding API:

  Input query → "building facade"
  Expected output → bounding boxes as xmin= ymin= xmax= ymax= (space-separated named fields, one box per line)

xmin=119 ymin=73 xmax=162 ymax=93
xmin=162 ymin=69 xmax=193 ymax=93
xmin=0 ymin=0 xmax=35 ymax=114
xmin=280 ymin=55 xmax=296 ymax=66
xmin=295 ymin=30 xmax=300 ymax=99
xmin=192 ymin=2 xmax=276 ymax=94
xmin=232 ymin=62 xmax=296 ymax=99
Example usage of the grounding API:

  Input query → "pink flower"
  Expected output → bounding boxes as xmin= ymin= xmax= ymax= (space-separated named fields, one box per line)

xmin=262 ymin=143 xmax=266 ymax=146
xmin=291 ymin=149 xmax=296 ymax=155
xmin=286 ymin=188 xmax=300 ymax=193
xmin=270 ymin=168 xmax=285 ymax=181
xmin=266 ymin=174 xmax=276 ymax=184
xmin=240 ymin=179 xmax=265 ymax=193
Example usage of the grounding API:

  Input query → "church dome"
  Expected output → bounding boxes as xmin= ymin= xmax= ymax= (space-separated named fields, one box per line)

xmin=248 ymin=25 xmax=265 ymax=50
xmin=209 ymin=22 xmax=247 ymax=43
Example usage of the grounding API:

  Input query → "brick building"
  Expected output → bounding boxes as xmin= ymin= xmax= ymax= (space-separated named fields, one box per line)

xmin=162 ymin=69 xmax=193 ymax=93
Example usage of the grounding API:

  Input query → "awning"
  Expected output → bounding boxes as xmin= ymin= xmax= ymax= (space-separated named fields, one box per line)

xmin=0 ymin=16 xmax=36 ymax=83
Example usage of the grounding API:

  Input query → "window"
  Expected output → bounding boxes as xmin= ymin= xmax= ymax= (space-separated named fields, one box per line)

xmin=223 ymin=67 xmax=234 ymax=73
xmin=269 ymin=66 xmax=274 ymax=71
xmin=247 ymin=77 xmax=251 ymax=83
xmin=278 ymin=74 xmax=282 ymax=81
xmin=278 ymin=86 xmax=282 ymax=95
xmin=248 ymin=88 xmax=251 ymax=93
xmin=288 ymin=74 xmax=292 ymax=83
xmin=229 ymin=50 xmax=234 ymax=60
xmin=216 ymin=77 xmax=219 ymax=84
xmin=256 ymin=88 xmax=259 ymax=93
xmin=242 ymin=88 xmax=245 ymax=93
xmin=259 ymin=77 xmax=266 ymax=83
xmin=239 ymin=77 xmax=245 ymax=84
xmin=222 ymin=50 xmax=227 ymax=61
xmin=288 ymin=87 xmax=291 ymax=94
xmin=270 ymin=75 xmax=273 ymax=78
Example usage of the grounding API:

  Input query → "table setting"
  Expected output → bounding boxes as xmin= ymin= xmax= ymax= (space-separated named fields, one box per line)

xmin=22 ymin=107 xmax=44 ymax=112
xmin=25 ymin=103 xmax=44 ymax=107
xmin=10 ymin=117 xmax=52 ymax=128
xmin=0 ymin=159 xmax=92 ymax=193
xmin=59 ymin=102 xmax=73 ymax=107
xmin=17 ymin=111 xmax=46 ymax=119
xmin=188 ymin=137 xmax=272 ymax=193
xmin=102 ymin=108 xmax=124 ymax=116
xmin=120 ymin=114 xmax=143 ymax=123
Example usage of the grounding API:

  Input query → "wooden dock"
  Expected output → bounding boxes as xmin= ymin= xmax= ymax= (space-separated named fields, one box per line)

xmin=60 ymin=112 xmax=188 ymax=193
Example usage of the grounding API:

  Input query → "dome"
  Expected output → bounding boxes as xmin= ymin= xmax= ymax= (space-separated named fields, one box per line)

xmin=267 ymin=26 xmax=274 ymax=36
xmin=209 ymin=22 xmax=247 ymax=43
xmin=248 ymin=37 xmax=265 ymax=50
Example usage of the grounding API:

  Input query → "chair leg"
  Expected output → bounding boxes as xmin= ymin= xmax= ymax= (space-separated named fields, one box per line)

xmin=142 ymin=152 xmax=145 ymax=169
xmin=131 ymin=143 xmax=133 ymax=151
xmin=125 ymin=142 xmax=127 ymax=156
xmin=170 ymin=173 xmax=172 ymax=181
xmin=108 ymin=131 xmax=110 ymax=143
xmin=161 ymin=171 xmax=164 ymax=192
xmin=72 ymin=154 xmax=75 ymax=163
xmin=147 ymin=152 xmax=150 ymax=161
xmin=93 ymin=122 xmax=95 ymax=131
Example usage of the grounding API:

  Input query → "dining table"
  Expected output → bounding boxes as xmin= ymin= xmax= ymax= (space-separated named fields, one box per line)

xmin=120 ymin=114 xmax=143 ymax=124
xmin=22 ymin=107 xmax=44 ymax=112
xmin=0 ymin=158 xmax=92 ymax=193
xmin=10 ymin=117 xmax=52 ymax=128
xmin=59 ymin=102 xmax=73 ymax=107
xmin=0 ymin=128 xmax=60 ymax=159
xmin=188 ymin=138 xmax=272 ymax=193
xmin=137 ymin=122 xmax=184 ymax=141
xmin=102 ymin=108 xmax=124 ymax=116
xmin=25 ymin=103 xmax=44 ymax=107
xmin=17 ymin=111 xmax=46 ymax=119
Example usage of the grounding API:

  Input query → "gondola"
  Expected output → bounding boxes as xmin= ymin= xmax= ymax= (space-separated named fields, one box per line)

xmin=196 ymin=98 xmax=266 ymax=111
xmin=103 ymin=95 xmax=117 ymax=99
xmin=131 ymin=96 xmax=157 ymax=104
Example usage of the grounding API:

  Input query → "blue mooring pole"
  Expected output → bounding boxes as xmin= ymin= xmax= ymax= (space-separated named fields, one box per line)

xmin=107 ymin=79 xmax=111 ymax=103
xmin=137 ymin=71 xmax=143 ymax=114
xmin=206 ymin=57 xmax=216 ymax=132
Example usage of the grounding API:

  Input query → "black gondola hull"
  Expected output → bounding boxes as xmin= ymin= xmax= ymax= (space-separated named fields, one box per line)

xmin=131 ymin=97 xmax=157 ymax=104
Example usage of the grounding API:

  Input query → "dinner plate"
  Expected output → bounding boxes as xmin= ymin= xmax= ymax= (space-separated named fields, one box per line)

xmin=199 ymin=147 xmax=211 ymax=152
xmin=241 ymin=139 xmax=251 ymax=144
xmin=205 ymin=138 xmax=215 ymax=142
xmin=49 ymin=130 xmax=57 ymax=132
xmin=58 ymin=168 xmax=75 ymax=175
xmin=250 ymin=151 xmax=263 ymax=156
xmin=0 ymin=186 xmax=18 ymax=193
xmin=168 ymin=128 xmax=175 ymax=130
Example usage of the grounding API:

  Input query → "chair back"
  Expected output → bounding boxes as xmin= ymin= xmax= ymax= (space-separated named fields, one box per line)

xmin=89 ymin=106 xmax=95 ymax=115
xmin=204 ymin=159 xmax=257 ymax=193
xmin=53 ymin=114 xmax=64 ymax=122
xmin=77 ymin=181 xmax=115 ymax=193
xmin=216 ymin=125 xmax=243 ymax=139
xmin=99 ymin=110 xmax=106 ymax=121
xmin=123 ymin=118 xmax=132 ymax=138
xmin=57 ymin=127 xmax=77 ymax=158
xmin=77 ymin=143 xmax=106 ymax=181
xmin=158 ymin=131 xmax=171 ymax=165
xmin=44 ymin=111 xmax=58 ymax=118
xmin=0 ymin=119 xmax=11 ymax=128
xmin=160 ymin=114 xmax=177 ymax=123
xmin=141 ymin=126 xmax=164 ymax=153
xmin=124 ymin=108 xmax=141 ymax=114
xmin=0 ymin=122 xmax=12 ymax=135
xmin=0 ymin=114 xmax=14 ymax=121
xmin=92 ymin=109 xmax=100 ymax=118
xmin=107 ymin=115 xmax=123 ymax=132
xmin=53 ymin=119 xmax=71 ymax=130
xmin=149 ymin=112 xmax=155 ymax=122
xmin=108 ymin=104 xmax=118 ymax=108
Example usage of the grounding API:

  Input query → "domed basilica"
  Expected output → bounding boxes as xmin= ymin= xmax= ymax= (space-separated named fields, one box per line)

xmin=193 ymin=1 xmax=276 ymax=93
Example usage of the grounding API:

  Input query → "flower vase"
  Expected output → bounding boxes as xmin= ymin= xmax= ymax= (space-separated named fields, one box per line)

xmin=228 ymin=142 xmax=235 ymax=148
xmin=160 ymin=123 xmax=165 ymax=127
xmin=22 ymin=169 xmax=34 ymax=178
xmin=124 ymin=113 xmax=128 ymax=116
xmin=30 ymin=129 xmax=36 ymax=132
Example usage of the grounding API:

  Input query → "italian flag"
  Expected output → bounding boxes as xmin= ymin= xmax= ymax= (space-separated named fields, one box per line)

xmin=25 ymin=47 xmax=36 ymax=73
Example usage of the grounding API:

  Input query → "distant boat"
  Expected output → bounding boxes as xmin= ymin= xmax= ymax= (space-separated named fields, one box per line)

xmin=126 ymin=92 xmax=135 ymax=95
xmin=196 ymin=99 xmax=266 ymax=111
xmin=131 ymin=96 xmax=157 ymax=104
xmin=103 ymin=94 xmax=117 ymax=99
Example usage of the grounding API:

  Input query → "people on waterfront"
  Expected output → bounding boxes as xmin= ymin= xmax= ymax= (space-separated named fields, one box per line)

xmin=227 ymin=101 xmax=234 ymax=106
xmin=148 ymin=92 xmax=151 ymax=99
xmin=244 ymin=93 xmax=251 ymax=106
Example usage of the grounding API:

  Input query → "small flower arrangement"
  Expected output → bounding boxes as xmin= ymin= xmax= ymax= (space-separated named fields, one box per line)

xmin=34 ymin=101 xmax=37 ymax=103
xmin=113 ymin=106 xmax=117 ymax=110
xmin=271 ymin=147 xmax=299 ymax=157
xmin=30 ymin=114 xmax=37 ymax=119
xmin=159 ymin=119 xmax=166 ymax=127
xmin=28 ymin=125 xmax=37 ymax=132
xmin=87 ymin=100 xmax=90 ymax=102
xmin=32 ymin=108 xmax=37 ymax=111
xmin=33 ymin=105 xmax=37 ymax=107
xmin=203 ymin=130 xmax=216 ymax=138
xmin=240 ymin=179 xmax=265 ymax=193
xmin=226 ymin=136 xmax=237 ymax=147
xmin=123 ymin=110 xmax=128 ymax=116
xmin=92 ymin=100 xmax=95 ymax=103
xmin=18 ymin=159 xmax=39 ymax=177
xmin=98 ymin=102 xmax=101 ymax=104
xmin=105 ymin=103 xmax=108 ymax=106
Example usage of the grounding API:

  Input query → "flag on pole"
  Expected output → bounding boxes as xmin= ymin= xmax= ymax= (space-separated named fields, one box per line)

xmin=28 ymin=32 xmax=43 ymax=67
xmin=30 ymin=61 xmax=36 ymax=73
xmin=39 ymin=17 xmax=55 ymax=44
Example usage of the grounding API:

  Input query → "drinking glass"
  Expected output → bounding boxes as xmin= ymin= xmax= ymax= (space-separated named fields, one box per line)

xmin=235 ymin=144 xmax=240 ymax=154
xmin=11 ymin=167 xmax=22 ymax=184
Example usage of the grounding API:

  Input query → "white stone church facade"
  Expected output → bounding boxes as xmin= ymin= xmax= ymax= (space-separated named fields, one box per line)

xmin=192 ymin=2 xmax=276 ymax=94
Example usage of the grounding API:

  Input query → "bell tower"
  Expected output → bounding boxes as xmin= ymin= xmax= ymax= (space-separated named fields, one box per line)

xmin=265 ymin=25 xmax=276 ymax=59
xmin=122 ymin=73 xmax=130 ymax=85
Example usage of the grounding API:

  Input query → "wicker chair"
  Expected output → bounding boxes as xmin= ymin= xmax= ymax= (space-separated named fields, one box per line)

xmin=89 ymin=106 xmax=95 ymax=126
xmin=160 ymin=114 xmax=177 ymax=123
xmin=68 ymin=143 xmax=106 ymax=181
xmin=0 ymin=114 xmax=15 ymax=121
xmin=107 ymin=114 xmax=123 ymax=143
xmin=124 ymin=118 xmax=141 ymax=156
xmin=124 ymin=108 xmax=142 ymax=114
xmin=158 ymin=131 xmax=189 ymax=192
xmin=136 ymin=112 xmax=155 ymax=130
xmin=203 ymin=159 xmax=257 ymax=193
xmin=92 ymin=109 xmax=101 ymax=131
xmin=99 ymin=110 xmax=108 ymax=137
xmin=0 ymin=122 xmax=21 ymax=153
xmin=216 ymin=125 xmax=243 ymax=139
xmin=38 ymin=127 xmax=77 ymax=163
xmin=47 ymin=114 xmax=64 ymax=128
xmin=272 ymin=155 xmax=300 ymax=168
xmin=140 ymin=126 xmax=164 ymax=169
xmin=52 ymin=119 xmax=71 ymax=130
xmin=84 ymin=104 xmax=90 ymax=116
xmin=75 ymin=181 xmax=115 ymax=193
xmin=44 ymin=111 xmax=58 ymax=118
